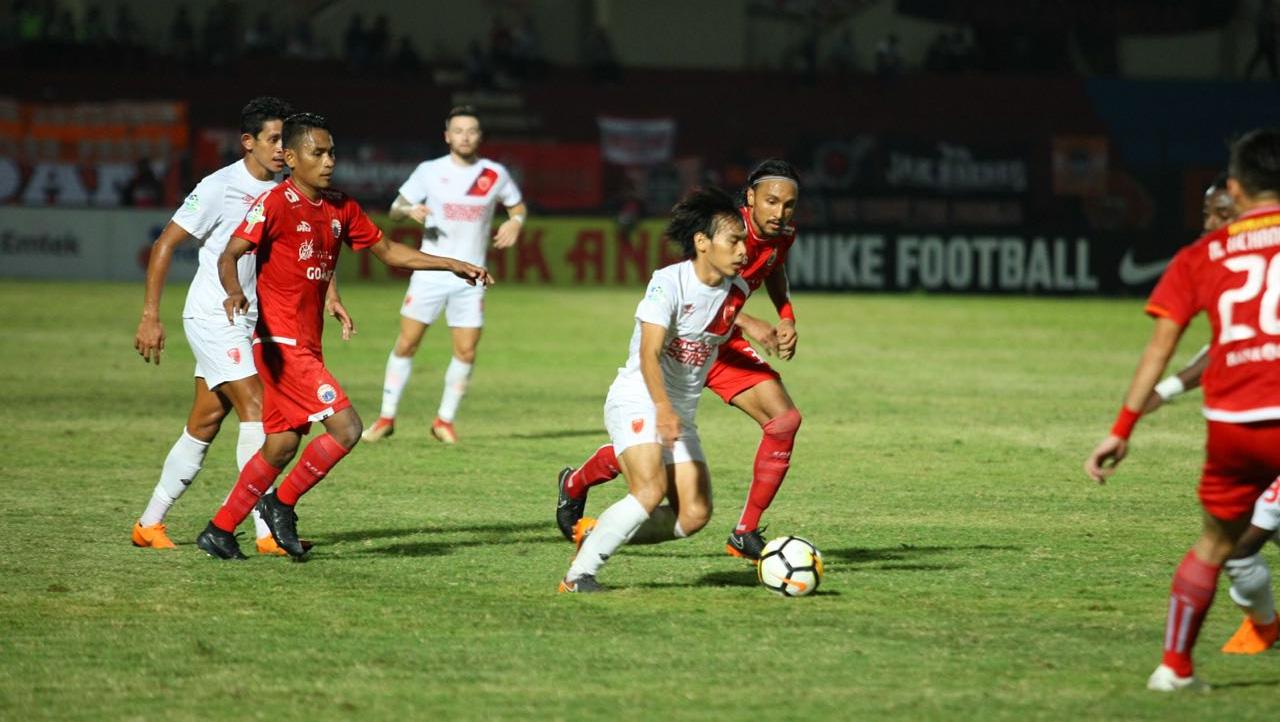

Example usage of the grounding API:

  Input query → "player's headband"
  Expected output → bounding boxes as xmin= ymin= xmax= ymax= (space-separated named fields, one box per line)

xmin=752 ymin=175 xmax=799 ymax=188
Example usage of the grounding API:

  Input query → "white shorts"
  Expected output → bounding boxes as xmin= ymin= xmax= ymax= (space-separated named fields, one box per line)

xmin=400 ymin=270 xmax=485 ymax=328
xmin=183 ymin=315 xmax=257 ymax=389
xmin=1251 ymin=479 xmax=1280 ymax=532
xmin=603 ymin=396 xmax=704 ymax=465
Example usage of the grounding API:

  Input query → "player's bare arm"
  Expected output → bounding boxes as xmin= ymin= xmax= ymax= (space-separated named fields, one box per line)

xmin=134 ymin=220 xmax=194 ymax=365
xmin=367 ymin=236 xmax=495 ymax=286
xmin=493 ymin=202 xmax=527 ymax=249
xmin=218 ymin=235 xmax=254 ymax=322
xmin=1143 ymin=344 xmax=1210 ymax=413
xmin=325 ymin=276 xmax=355 ymax=341
xmin=1084 ymin=317 xmax=1186 ymax=483
xmin=734 ymin=312 xmax=780 ymax=355
xmin=638 ymin=321 xmax=680 ymax=447
xmin=389 ymin=193 xmax=429 ymax=224
xmin=764 ymin=265 xmax=797 ymax=360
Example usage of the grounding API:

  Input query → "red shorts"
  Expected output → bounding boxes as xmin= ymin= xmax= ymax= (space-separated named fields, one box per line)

xmin=1201 ymin=420 xmax=1280 ymax=521
xmin=705 ymin=330 xmax=781 ymax=404
xmin=253 ymin=342 xmax=351 ymax=434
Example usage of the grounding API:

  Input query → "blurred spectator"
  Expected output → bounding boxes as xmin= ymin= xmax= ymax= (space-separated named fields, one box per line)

xmin=114 ymin=4 xmax=139 ymax=46
xmin=464 ymin=38 xmax=492 ymax=88
xmin=1246 ymin=0 xmax=1279 ymax=80
xmin=586 ymin=25 xmax=621 ymax=83
xmin=367 ymin=14 xmax=390 ymax=69
xmin=828 ymin=28 xmax=858 ymax=76
xmin=122 ymin=159 xmax=164 ymax=207
xmin=344 ymin=13 xmax=369 ymax=70
xmin=170 ymin=4 xmax=195 ymax=62
xmin=201 ymin=0 xmax=240 ymax=68
xmin=48 ymin=8 xmax=76 ymax=44
xmin=490 ymin=15 xmax=515 ymax=76
xmin=83 ymin=4 xmax=108 ymax=47
xmin=16 ymin=0 xmax=45 ymax=45
xmin=286 ymin=18 xmax=320 ymax=60
xmin=875 ymin=33 xmax=903 ymax=78
xmin=925 ymin=27 xmax=976 ymax=73
xmin=394 ymin=35 xmax=421 ymax=76
xmin=512 ymin=14 xmax=546 ymax=80
xmin=244 ymin=11 xmax=277 ymax=56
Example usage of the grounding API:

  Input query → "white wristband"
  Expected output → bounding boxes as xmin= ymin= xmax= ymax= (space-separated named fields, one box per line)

xmin=1154 ymin=376 xmax=1185 ymax=400
xmin=509 ymin=214 xmax=526 ymax=224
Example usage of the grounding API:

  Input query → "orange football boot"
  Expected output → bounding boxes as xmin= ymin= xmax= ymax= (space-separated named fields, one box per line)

xmin=431 ymin=417 xmax=458 ymax=445
xmin=256 ymin=536 xmax=315 ymax=556
xmin=361 ymin=417 xmax=395 ymax=443
xmin=572 ymin=517 xmax=597 ymax=552
xmin=1222 ymin=615 xmax=1280 ymax=654
xmin=131 ymin=522 xmax=176 ymax=549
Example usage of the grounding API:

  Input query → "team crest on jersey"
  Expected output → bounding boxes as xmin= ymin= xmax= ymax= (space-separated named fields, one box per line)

xmin=765 ymin=249 xmax=778 ymax=269
xmin=296 ymin=221 xmax=312 ymax=233
xmin=467 ymin=168 xmax=499 ymax=196
xmin=631 ymin=418 xmax=645 ymax=433
xmin=284 ymin=187 xmax=300 ymax=203
xmin=226 ymin=348 xmax=241 ymax=364
xmin=298 ymin=239 xmax=315 ymax=261
xmin=243 ymin=202 xmax=266 ymax=232
xmin=317 ymin=384 xmax=337 ymax=404
xmin=330 ymin=219 xmax=342 ymax=240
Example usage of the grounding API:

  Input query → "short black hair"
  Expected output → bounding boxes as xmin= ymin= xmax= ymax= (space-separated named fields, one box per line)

xmin=665 ymin=187 xmax=741 ymax=260
xmin=1229 ymin=129 xmax=1280 ymax=197
xmin=283 ymin=112 xmax=330 ymax=151
xmin=739 ymin=158 xmax=800 ymax=204
xmin=239 ymin=96 xmax=294 ymax=137
xmin=444 ymin=105 xmax=480 ymax=130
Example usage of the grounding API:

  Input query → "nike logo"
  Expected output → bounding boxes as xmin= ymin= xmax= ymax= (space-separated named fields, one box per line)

xmin=1118 ymin=249 xmax=1171 ymax=286
xmin=729 ymin=535 xmax=745 ymax=550
xmin=782 ymin=577 xmax=808 ymax=592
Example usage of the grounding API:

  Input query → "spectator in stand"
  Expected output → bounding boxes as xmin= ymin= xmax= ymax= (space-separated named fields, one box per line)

xmin=828 ymin=28 xmax=858 ymax=76
xmin=122 ymin=159 xmax=165 ymax=208
xmin=244 ymin=11 xmax=277 ymax=57
xmin=465 ymin=38 xmax=492 ymax=88
xmin=171 ymin=4 xmax=195 ymax=65
xmin=285 ymin=18 xmax=319 ymax=60
xmin=367 ymin=14 xmax=390 ymax=69
xmin=1246 ymin=0 xmax=1279 ymax=80
xmin=344 ymin=13 xmax=369 ymax=71
xmin=512 ymin=13 xmax=546 ymax=80
xmin=875 ymin=33 xmax=903 ymax=78
xmin=394 ymin=35 xmax=422 ymax=76
xmin=586 ymin=24 xmax=621 ymax=83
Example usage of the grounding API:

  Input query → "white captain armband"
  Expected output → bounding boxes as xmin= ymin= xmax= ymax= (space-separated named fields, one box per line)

xmin=1154 ymin=376 xmax=1185 ymax=401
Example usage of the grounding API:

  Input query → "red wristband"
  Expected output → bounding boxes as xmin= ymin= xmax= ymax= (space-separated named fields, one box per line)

xmin=1110 ymin=406 xmax=1140 ymax=440
xmin=779 ymin=301 xmax=795 ymax=322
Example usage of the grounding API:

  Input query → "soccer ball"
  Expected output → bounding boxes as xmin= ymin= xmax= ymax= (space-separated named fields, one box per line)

xmin=757 ymin=535 xmax=823 ymax=597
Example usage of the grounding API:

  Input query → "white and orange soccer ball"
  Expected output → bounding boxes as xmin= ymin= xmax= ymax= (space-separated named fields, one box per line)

xmin=757 ymin=535 xmax=823 ymax=597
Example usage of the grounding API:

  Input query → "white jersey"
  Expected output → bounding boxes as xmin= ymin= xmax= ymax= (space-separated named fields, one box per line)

xmin=176 ymin=159 xmax=278 ymax=322
xmin=608 ymin=261 xmax=750 ymax=418
xmin=397 ymin=155 xmax=522 ymax=267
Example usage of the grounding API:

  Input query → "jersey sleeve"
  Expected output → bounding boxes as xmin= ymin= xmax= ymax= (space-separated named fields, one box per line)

xmin=635 ymin=271 xmax=677 ymax=328
xmin=397 ymin=163 xmax=431 ymax=203
xmin=1145 ymin=248 xmax=1199 ymax=325
xmin=342 ymin=198 xmax=383 ymax=251
xmin=497 ymin=166 xmax=523 ymax=208
xmin=170 ymin=176 xmax=222 ymax=240
xmin=232 ymin=191 xmax=274 ymax=249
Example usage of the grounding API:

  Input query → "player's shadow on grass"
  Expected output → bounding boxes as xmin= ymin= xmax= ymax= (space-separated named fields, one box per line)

xmin=632 ymin=571 xmax=843 ymax=594
xmin=322 ymin=520 xmax=548 ymax=544
xmin=1212 ymin=678 xmax=1280 ymax=690
xmin=508 ymin=428 xmax=604 ymax=440
xmin=826 ymin=543 xmax=1020 ymax=571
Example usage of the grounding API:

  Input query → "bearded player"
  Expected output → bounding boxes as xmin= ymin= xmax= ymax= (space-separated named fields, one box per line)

xmin=194 ymin=113 xmax=492 ymax=560
xmin=557 ymin=159 xmax=803 ymax=561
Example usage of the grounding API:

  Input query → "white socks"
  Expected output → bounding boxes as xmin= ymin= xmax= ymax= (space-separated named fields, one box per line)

xmin=236 ymin=421 xmax=271 ymax=539
xmin=567 ymin=494 xmax=649 ymax=580
xmin=379 ymin=351 xmax=414 ymax=419
xmin=437 ymin=357 xmax=473 ymax=423
xmin=139 ymin=430 xmax=209 ymax=526
xmin=629 ymin=505 xmax=688 ymax=544
xmin=1226 ymin=554 xmax=1277 ymax=624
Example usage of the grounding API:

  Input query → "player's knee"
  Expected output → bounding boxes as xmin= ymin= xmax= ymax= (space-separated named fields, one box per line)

xmin=188 ymin=409 xmax=228 ymax=440
xmin=1226 ymin=553 xmax=1272 ymax=602
xmin=394 ymin=336 xmax=421 ymax=357
xmin=454 ymin=348 xmax=477 ymax=364
xmin=630 ymin=483 xmax=666 ymax=512
xmin=330 ymin=418 xmax=362 ymax=450
xmin=763 ymin=408 xmax=802 ymax=439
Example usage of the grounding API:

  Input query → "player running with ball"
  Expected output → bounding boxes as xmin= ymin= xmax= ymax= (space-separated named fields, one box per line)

xmin=560 ymin=187 xmax=749 ymax=593
xmin=195 ymin=113 xmax=491 ymax=560
xmin=557 ymin=160 xmax=803 ymax=561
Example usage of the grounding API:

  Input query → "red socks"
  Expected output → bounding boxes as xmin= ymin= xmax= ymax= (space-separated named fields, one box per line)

xmin=277 ymin=434 xmax=350 ymax=506
xmin=566 ymin=444 xmax=620 ymax=500
xmin=735 ymin=409 xmax=802 ymax=533
xmin=212 ymin=452 xmax=281 ymax=532
xmin=1162 ymin=549 xmax=1222 ymax=677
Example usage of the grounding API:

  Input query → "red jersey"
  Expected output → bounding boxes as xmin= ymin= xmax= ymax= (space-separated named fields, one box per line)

xmin=1147 ymin=204 xmax=1280 ymax=422
xmin=233 ymin=179 xmax=382 ymax=352
xmin=737 ymin=206 xmax=796 ymax=295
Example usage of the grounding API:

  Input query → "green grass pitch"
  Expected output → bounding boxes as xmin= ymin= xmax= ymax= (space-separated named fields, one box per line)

xmin=0 ymin=280 xmax=1274 ymax=720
